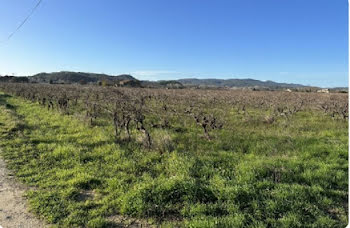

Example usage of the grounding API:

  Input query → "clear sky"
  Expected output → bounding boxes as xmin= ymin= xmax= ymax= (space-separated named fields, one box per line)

xmin=0 ymin=0 xmax=348 ymax=87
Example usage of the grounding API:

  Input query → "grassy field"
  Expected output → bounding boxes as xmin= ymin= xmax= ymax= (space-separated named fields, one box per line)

xmin=0 ymin=91 xmax=348 ymax=227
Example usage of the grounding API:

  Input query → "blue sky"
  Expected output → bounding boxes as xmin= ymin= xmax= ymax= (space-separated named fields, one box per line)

xmin=0 ymin=0 xmax=348 ymax=87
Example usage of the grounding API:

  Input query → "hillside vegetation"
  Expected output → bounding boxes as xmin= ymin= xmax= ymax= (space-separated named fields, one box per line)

xmin=0 ymin=71 xmax=333 ymax=90
xmin=30 ymin=72 xmax=136 ymax=84
xmin=0 ymin=83 xmax=348 ymax=227
xmin=178 ymin=78 xmax=305 ymax=88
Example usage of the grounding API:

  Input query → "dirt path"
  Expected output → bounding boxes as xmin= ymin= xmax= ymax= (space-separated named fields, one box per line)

xmin=0 ymin=157 xmax=49 ymax=228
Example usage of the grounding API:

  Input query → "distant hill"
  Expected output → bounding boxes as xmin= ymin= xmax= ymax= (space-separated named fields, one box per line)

xmin=29 ymin=71 xmax=137 ymax=84
xmin=177 ymin=78 xmax=305 ymax=89
xmin=3 ymin=71 xmax=342 ymax=91
xmin=0 ymin=76 xmax=29 ymax=83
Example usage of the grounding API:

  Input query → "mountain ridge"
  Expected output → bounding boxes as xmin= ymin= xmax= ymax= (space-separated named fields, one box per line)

xmin=2 ymin=71 xmax=345 ymax=90
xmin=30 ymin=71 xmax=136 ymax=84
xmin=177 ymin=78 xmax=305 ymax=88
xmin=28 ymin=71 xmax=307 ymax=88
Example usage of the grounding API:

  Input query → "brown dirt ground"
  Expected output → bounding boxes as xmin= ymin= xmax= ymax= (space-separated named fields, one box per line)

xmin=0 ymin=157 xmax=49 ymax=228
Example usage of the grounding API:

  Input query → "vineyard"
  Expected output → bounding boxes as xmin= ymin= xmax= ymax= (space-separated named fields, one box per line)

xmin=0 ymin=83 xmax=348 ymax=227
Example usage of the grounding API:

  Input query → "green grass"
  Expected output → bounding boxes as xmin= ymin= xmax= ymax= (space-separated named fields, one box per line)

xmin=0 ymin=93 xmax=347 ymax=227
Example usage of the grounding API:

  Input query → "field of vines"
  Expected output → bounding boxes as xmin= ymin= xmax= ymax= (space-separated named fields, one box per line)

xmin=0 ymin=83 xmax=348 ymax=227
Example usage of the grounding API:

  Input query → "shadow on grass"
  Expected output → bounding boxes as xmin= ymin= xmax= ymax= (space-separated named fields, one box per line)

xmin=9 ymin=122 xmax=34 ymax=132
xmin=0 ymin=93 xmax=13 ymax=106
xmin=0 ymin=94 xmax=20 ymax=114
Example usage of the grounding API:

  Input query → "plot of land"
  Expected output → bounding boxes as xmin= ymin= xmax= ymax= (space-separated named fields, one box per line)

xmin=0 ymin=85 xmax=348 ymax=227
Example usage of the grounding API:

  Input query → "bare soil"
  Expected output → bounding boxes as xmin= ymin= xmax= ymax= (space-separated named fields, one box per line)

xmin=0 ymin=157 xmax=49 ymax=228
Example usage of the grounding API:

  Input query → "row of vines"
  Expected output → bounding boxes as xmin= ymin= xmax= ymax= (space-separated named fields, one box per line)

xmin=0 ymin=83 xmax=347 ymax=150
